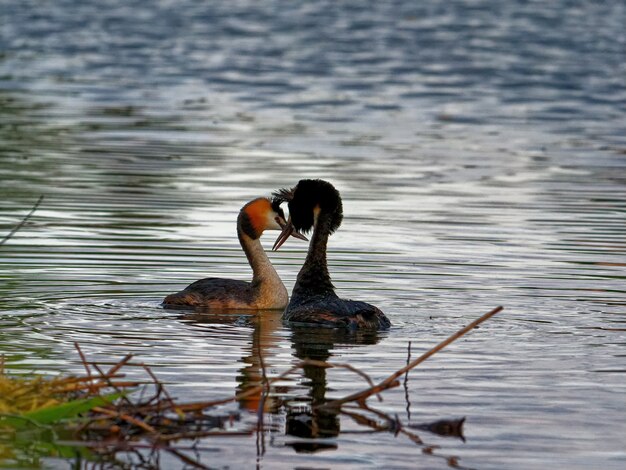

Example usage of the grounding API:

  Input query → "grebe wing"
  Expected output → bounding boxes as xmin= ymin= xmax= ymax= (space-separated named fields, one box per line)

xmin=163 ymin=277 xmax=253 ymax=306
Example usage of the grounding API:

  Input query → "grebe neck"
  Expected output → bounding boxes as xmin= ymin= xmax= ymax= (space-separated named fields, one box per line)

xmin=292 ymin=211 xmax=336 ymax=299
xmin=238 ymin=228 xmax=283 ymax=288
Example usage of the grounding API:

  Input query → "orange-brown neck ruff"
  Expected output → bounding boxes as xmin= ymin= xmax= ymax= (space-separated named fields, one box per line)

xmin=240 ymin=198 xmax=272 ymax=239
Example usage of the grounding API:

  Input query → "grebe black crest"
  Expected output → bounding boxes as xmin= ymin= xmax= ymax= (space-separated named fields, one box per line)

xmin=163 ymin=196 xmax=307 ymax=310
xmin=272 ymin=179 xmax=391 ymax=330
xmin=274 ymin=179 xmax=343 ymax=236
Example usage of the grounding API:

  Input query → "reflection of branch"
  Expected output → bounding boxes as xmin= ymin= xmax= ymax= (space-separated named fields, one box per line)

xmin=409 ymin=417 xmax=466 ymax=441
xmin=404 ymin=341 xmax=412 ymax=422
xmin=341 ymin=403 xmax=471 ymax=469
xmin=321 ymin=306 xmax=504 ymax=409
xmin=142 ymin=363 xmax=177 ymax=411
xmin=0 ymin=195 xmax=43 ymax=247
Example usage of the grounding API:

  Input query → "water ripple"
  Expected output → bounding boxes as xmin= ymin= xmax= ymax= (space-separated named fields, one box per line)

xmin=1 ymin=0 xmax=625 ymax=468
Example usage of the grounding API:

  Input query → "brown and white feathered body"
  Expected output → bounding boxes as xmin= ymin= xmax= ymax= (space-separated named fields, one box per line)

xmin=163 ymin=197 xmax=304 ymax=310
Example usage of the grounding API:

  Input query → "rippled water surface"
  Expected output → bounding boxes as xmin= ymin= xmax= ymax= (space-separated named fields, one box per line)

xmin=1 ymin=0 xmax=625 ymax=468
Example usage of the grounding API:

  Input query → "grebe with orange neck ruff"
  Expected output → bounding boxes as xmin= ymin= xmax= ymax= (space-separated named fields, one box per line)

xmin=163 ymin=197 xmax=306 ymax=310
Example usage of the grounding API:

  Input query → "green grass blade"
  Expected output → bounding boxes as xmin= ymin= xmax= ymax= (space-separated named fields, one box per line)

xmin=0 ymin=392 xmax=124 ymax=428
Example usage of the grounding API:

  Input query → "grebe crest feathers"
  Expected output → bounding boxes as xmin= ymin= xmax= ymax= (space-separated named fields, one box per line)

xmin=273 ymin=179 xmax=343 ymax=234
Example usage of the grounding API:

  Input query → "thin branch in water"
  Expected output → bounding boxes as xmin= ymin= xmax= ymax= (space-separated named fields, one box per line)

xmin=321 ymin=306 xmax=504 ymax=409
xmin=346 ymin=403 xmax=404 ymax=437
xmin=105 ymin=354 xmax=134 ymax=377
xmin=142 ymin=363 xmax=177 ymax=411
xmin=91 ymin=362 xmax=135 ymax=408
xmin=74 ymin=342 xmax=97 ymax=395
xmin=91 ymin=406 xmax=158 ymax=435
xmin=0 ymin=195 xmax=44 ymax=247
xmin=340 ymin=409 xmax=387 ymax=431
xmin=59 ymin=380 xmax=139 ymax=394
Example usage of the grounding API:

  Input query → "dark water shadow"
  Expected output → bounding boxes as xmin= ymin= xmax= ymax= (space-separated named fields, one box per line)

xmin=282 ymin=325 xmax=382 ymax=454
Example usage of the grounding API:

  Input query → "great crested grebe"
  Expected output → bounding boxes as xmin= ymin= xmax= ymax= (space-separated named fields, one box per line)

xmin=163 ymin=197 xmax=306 ymax=310
xmin=272 ymin=179 xmax=391 ymax=329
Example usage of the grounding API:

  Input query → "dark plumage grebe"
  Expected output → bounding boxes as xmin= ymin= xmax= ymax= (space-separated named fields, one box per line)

xmin=272 ymin=179 xmax=391 ymax=329
xmin=163 ymin=197 xmax=306 ymax=310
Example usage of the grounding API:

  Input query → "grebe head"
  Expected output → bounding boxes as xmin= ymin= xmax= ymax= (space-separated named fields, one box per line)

xmin=239 ymin=197 xmax=308 ymax=241
xmin=272 ymin=179 xmax=343 ymax=250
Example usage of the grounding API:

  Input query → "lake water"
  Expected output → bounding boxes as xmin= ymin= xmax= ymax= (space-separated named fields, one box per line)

xmin=1 ymin=0 xmax=625 ymax=468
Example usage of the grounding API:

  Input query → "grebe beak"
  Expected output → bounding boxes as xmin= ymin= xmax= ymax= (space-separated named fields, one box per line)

xmin=273 ymin=216 xmax=307 ymax=251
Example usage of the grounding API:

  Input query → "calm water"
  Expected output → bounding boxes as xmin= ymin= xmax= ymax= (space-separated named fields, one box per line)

xmin=1 ymin=0 xmax=625 ymax=468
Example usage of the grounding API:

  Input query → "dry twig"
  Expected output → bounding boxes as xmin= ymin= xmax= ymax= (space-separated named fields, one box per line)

xmin=321 ymin=306 xmax=503 ymax=409
xmin=0 ymin=195 xmax=44 ymax=247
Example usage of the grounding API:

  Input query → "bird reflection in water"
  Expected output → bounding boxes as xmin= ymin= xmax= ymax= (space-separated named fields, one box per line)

xmin=177 ymin=309 xmax=382 ymax=454
xmin=284 ymin=325 xmax=381 ymax=453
